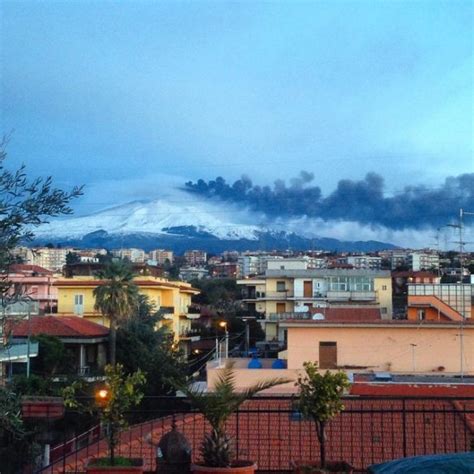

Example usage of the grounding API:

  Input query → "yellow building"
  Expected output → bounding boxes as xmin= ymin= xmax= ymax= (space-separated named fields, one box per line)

xmin=238 ymin=268 xmax=393 ymax=341
xmin=54 ymin=276 xmax=200 ymax=340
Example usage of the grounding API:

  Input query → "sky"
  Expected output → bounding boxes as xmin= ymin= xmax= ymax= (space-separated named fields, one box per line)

xmin=1 ymin=1 xmax=473 ymax=234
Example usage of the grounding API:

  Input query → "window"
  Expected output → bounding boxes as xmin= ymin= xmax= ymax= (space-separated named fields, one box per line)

xmin=380 ymin=307 xmax=387 ymax=314
xmin=74 ymin=294 xmax=84 ymax=315
xmin=319 ymin=341 xmax=337 ymax=369
xmin=417 ymin=309 xmax=426 ymax=321
xmin=276 ymin=281 xmax=286 ymax=292
xmin=382 ymin=285 xmax=387 ymax=291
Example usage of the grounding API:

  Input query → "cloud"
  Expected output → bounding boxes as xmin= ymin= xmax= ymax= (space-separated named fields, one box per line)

xmin=184 ymin=171 xmax=474 ymax=230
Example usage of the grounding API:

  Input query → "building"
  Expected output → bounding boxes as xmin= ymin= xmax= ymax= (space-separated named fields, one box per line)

xmin=237 ymin=255 xmax=260 ymax=277
xmin=179 ymin=266 xmax=209 ymax=281
xmin=4 ymin=264 xmax=57 ymax=314
xmin=238 ymin=266 xmax=393 ymax=341
xmin=24 ymin=247 xmax=73 ymax=271
xmin=54 ymin=276 xmax=200 ymax=341
xmin=408 ymin=282 xmax=473 ymax=320
xmin=8 ymin=316 xmax=109 ymax=376
xmin=281 ymin=317 xmax=474 ymax=375
xmin=409 ymin=252 xmax=440 ymax=271
xmin=148 ymin=249 xmax=174 ymax=265
xmin=184 ymin=250 xmax=207 ymax=266
xmin=211 ymin=262 xmax=238 ymax=279
xmin=341 ymin=255 xmax=382 ymax=270
xmin=111 ymin=248 xmax=146 ymax=263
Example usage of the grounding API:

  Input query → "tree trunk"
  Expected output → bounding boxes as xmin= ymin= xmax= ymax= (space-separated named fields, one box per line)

xmin=109 ymin=321 xmax=116 ymax=366
xmin=316 ymin=421 xmax=326 ymax=469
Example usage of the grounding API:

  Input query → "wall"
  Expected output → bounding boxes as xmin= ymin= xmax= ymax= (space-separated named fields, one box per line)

xmin=374 ymin=277 xmax=393 ymax=319
xmin=207 ymin=358 xmax=299 ymax=393
xmin=286 ymin=325 xmax=473 ymax=375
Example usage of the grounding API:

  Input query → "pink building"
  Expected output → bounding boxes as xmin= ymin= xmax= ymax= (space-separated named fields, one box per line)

xmin=6 ymin=264 xmax=58 ymax=314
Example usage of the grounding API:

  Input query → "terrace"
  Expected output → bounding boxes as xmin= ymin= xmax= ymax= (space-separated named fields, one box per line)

xmin=36 ymin=394 xmax=474 ymax=473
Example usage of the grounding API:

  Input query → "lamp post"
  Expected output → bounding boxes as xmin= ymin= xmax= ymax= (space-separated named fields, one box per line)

xmin=410 ymin=343 xmax=417 ymax=373
xmin=219 ymin=321 xmax=228 ymax=360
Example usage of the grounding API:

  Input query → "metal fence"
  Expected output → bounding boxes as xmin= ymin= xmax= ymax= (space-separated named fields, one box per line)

xmin=38 ymin=396 xmax=474 ymax=473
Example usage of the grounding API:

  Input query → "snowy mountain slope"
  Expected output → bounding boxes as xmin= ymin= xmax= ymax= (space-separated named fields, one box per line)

xmin=35 ymin=197 xmax=262 ymax=240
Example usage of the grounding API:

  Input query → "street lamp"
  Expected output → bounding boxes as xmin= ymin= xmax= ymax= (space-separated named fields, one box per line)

xmin=219 ymin=321 xmax=229 ymax=360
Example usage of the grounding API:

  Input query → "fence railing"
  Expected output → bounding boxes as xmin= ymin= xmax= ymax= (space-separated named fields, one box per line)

xmin=38 ymin=395 xmax=474 ymax=473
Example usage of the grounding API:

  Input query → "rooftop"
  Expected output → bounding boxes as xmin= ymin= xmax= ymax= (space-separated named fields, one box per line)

xmin=10 ymin=316 xmax=109 ymax=339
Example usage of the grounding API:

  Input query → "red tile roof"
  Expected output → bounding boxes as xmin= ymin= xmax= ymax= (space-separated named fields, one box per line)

xmin=10 ymin=316 xmax=109 ymax=338
xmin=8 ymin=264 xmax=53 ymax=275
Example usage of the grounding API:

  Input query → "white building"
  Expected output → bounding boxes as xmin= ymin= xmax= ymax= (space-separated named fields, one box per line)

xmin=148 ymin=249 xmax=174 ymax=265
xmin=409 ymin=252 xmax=440 ymax=271
xmin=112 ymin=248 xmax=146 ymax=263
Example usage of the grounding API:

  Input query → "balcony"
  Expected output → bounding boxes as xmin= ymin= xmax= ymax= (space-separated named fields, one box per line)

xmin=178 ymin=329 xmax=201 ymax=341
xmin=264 ymin=290 xmax=294 ymax=299
xmin=38 ymin=395 xmax=474 ymax=473
xmin=158 ymin=306 xmax=175 ymax=320
xmin=326 ymin=290 xmax=376 ymax=302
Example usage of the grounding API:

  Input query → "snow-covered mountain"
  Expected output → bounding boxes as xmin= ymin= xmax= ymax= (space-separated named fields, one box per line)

xmin=36 ymin=198 xmax=262 ymax=241
xmin=34 ymin=194 xmax=398 ymax=252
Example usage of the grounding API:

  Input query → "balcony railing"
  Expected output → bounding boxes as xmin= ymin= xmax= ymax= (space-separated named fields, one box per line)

xmin=268 ymin=312 xmax=311 ymax=321
xmin=38 ymin=395 xmax=474 ymax=473
xmin=159 ymin=306 xmax=174 ymax=314
xmin=264 ymin=290 xmax=294 ymax=299
xmin=326 ymin=290 xmax=376 ymax=301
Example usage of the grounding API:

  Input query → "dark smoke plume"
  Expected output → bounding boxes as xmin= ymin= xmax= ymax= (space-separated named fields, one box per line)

xmin=184 ymin=172 xmax=474 ymax=230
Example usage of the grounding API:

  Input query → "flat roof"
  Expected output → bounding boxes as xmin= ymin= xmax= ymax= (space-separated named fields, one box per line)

xmin=265 ymin=269 xmax=391 ymax=278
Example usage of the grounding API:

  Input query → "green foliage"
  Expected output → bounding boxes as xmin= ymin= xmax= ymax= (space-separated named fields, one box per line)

xmin=176 ymin=363 xmax=289 ymax=467
xmin=31 ymin=334 xmax=74 ymax=376
xmin=116 ymin=295 xmax=186 ymax=396
xmin=93 ymin=260 xmax=140 ymax=365
xmin=66 ymin=251 xmax=81 ymax=265
xmin=63 ymin=364 xmax=145 ymax=466
xmin=296 ymin=362 xmax=350 ymax=468
xmin=0 ymin=140 xmax=82 ymax=276
xmin=10 ymin=374 xmax=53 ymax=396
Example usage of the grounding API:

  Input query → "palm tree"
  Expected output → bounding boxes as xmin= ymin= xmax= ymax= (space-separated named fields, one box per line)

xmin=94 ymin=260 xmax=139 ymax=366
xmin=177 ymin=363 xmax=289 ymax=468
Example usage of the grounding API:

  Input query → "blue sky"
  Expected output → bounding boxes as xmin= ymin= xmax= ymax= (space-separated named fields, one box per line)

xmin=1 ymin=1 xmax=472 ymax=214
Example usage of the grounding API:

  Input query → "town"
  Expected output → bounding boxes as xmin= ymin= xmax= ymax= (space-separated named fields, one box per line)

xmin=1 ymin=241 xmax=473 ymax=472
xmin=2 ymin=0 xmax=473 ymax=473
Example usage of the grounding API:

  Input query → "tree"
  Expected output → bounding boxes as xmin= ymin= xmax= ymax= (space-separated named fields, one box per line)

xmin=116 ymin=295 xmax=186 ymax=396
xmin=175 ymin=363 xmax=289 ymax=468
xmin=65 ymin=251 xmax=81 ymax=265
xmin=0 ymin=140 xmax=82 ymax=279
xmin=296 ymin=362 xmax=350 ymax=469
xmin=93 ymin=260 xmax=140 ymax=366
xmin=63 ymin=364 xmax=145 ymax=467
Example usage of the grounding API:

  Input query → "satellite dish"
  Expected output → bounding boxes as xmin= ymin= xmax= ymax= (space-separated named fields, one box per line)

xmin=312 ymin=313 xmax=325 ymax=320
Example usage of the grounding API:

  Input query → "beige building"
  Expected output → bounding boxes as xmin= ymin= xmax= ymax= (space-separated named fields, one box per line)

xmin=148 ymin=249 xmax=174 ymax=265
xmin=283 ymin=320 xmax=473 ymax=375
xmin=238 ymin=267 xmax=393 ymax=341
xmin=111 ymin=248 xmax=146 ymax=263
xmin=54 ymin=275 xmax=200 ymax=341
xmin=28 ymin=247 xmax=73 ymax=271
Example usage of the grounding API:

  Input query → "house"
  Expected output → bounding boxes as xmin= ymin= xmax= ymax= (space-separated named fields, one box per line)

xmin=238 ymin=264 xmax=393 ymax=341
xmin=6 ymin=315 xmax=108 ymax=376
xmin=4 ymin=264 xmax=57 ymax=314
xmin=54 ymin=275 xmax=200 ymax=341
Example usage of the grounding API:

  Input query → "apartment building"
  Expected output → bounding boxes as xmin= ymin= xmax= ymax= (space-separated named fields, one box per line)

xmin=341 ymin=255 xmax=382 ymax=270
xmin=184 ymin=250 xmax=207 ymax=266
xmin=408 ymin=282 xmax=473 ymax=320
xmin=24 ymin=247 xmax=73 ymax=271
xmin=54 ymin=276 xmax=200 ymax=341
xmin=238 ymin=264 xmax=392 ymax=341
xmin=148 ymin=249 xmax=174 ymax=265
xmin=409 ymin=252 xmax=440 ymax=271
xmin=111 ymin=248 xmax=146 ymax=263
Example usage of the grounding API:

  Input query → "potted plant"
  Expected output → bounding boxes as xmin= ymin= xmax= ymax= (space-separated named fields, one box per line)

xmin=63 ymin=364 xmax=146 ymax=473
xmin=177 ymin=362 xmax=289 ymax=473
xmin=292 ymin=362 xmax=351 ymax=474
